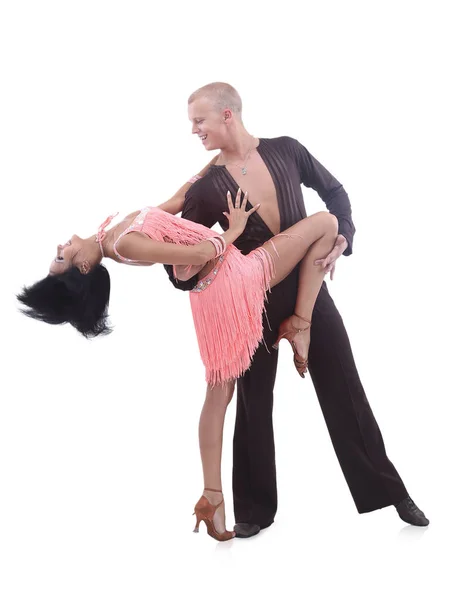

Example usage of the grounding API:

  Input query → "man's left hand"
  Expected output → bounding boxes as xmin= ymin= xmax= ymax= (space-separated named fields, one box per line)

xmin=314 ymin=234 xmax=348 ymax=281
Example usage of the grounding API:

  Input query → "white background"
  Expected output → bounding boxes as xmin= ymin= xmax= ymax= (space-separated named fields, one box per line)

xmin=1 ymin=1 xmax=458 ymax=598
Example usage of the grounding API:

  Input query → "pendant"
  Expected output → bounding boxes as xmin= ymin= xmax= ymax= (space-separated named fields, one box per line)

xmin=242 ymin=167 xmax=247 ymax=175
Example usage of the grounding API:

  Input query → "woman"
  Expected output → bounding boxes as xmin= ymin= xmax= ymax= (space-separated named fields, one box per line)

xmin=18 ymin=187 xmax=338 ymax=541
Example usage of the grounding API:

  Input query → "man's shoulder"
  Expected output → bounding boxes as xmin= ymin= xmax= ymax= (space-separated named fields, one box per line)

xmin=189 ymin=171 xmax=214 ymax=190
xmin=262 ymin=135 xmax=299 ymax=148
xmin=261 ymin=136 xmax=303 ymax=158
xmin=185 ymin=170 xmax=216 ymax=198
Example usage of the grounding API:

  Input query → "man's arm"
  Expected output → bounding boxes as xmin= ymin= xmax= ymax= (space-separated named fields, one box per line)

xmin=163 ymin=179 xmax=221 ymax=290
xmin=156 ymin=155 xmax=220 ymax=216
xmin=290 ymin=137 xmax=355 ymax=256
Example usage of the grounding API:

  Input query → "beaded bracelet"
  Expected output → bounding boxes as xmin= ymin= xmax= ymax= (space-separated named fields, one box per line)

xmin=214 ymin=236 xmax=227 ymax=255
xmin=206 ymin=237 xmax=222 ymax=257
xmin=206 ymin=235 xmax=227 ymax=258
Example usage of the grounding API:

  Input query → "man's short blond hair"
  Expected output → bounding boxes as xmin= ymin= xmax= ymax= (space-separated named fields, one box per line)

xmin=188 ymin=82 xmax=242 ymax=115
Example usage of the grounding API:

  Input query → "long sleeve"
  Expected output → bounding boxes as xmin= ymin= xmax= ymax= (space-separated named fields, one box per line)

xmin=163 ymin=180 xmax=220 ymax=290
xmin=290 ymin=137 xmax=355 ymax=256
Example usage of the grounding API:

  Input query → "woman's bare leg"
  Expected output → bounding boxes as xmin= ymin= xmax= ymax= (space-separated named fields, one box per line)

xmin=261 ymin=211 xmax=339 ymax=370
xmin=198 ymin=380 xmax=235 ymax=534
xmin=195 ymin=212 xmax=336 ymax=532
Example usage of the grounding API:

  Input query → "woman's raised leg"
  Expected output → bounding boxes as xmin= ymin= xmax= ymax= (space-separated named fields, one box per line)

xmin=261 ymin=211 xmax=339 ymax=375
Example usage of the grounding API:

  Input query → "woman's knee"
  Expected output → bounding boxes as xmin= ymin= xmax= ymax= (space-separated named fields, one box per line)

xmin=206 ymin=381 xmax=235 ymax=406
xmin=316 ymin=211 xmax=338 ymax=237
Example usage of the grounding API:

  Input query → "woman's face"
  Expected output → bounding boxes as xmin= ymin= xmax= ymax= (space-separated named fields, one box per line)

xmin=49 ymin=235 xmax=80 ymax=275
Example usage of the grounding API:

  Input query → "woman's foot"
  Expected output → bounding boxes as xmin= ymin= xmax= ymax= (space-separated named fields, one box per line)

xmin=203 ymin=490 xmax=232 ymax=535
xmin=289 ymin=314 xmax=311 ymax=377
xmin=273 ymin=314 xmax=311 ymax=378
xmin=193 ymin=488 xmax=235 ymax=541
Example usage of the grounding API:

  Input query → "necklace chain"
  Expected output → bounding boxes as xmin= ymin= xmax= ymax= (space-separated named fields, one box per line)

xmin=224 ymin=138 xmax=256 ymax=175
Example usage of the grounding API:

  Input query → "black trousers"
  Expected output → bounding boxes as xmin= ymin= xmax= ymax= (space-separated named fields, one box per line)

xmin=232 ymin=266 xmax=408 ymax=528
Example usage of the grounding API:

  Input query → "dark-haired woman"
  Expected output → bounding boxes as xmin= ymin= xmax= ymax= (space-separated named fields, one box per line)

xmin=18 ymin=189 xmax=338 ymax=541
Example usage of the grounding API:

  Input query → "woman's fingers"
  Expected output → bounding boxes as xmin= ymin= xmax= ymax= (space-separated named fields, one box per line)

xmin=247 ymin=203 xmax=261 ymax=215
xmin=227 ymin=191 xmax=233 ymax=213
xmin=241 ymin=191 xmax=248 ymax=210
xmin=234 ymin=188 xmax=242 ymax=208
xmin=227 ymin=188 xmax=260 ymax=221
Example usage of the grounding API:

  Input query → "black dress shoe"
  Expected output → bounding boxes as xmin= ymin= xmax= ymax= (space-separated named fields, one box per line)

xmin=234 ymin=523 xmax=261 ymax=538
xmin=395 ymin=497 xmax=429 ymax=526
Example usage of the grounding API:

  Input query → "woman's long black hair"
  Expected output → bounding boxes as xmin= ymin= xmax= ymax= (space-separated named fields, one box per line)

xmin=17 ymin=264 xmax=112 ymax=337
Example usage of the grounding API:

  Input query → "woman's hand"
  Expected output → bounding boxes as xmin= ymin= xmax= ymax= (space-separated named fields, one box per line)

xmin=223 ymin=188 xmax=260 ymax=235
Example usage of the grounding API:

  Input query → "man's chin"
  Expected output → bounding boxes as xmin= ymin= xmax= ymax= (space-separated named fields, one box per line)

xmin=202 ymin=140 xmax=219 ymax=152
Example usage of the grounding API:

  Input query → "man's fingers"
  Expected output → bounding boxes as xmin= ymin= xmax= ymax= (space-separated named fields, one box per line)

xmin=325 ymin=260 xmax=336 ymax=275
xmin=315 ymin=237 xmax=345 ymax=272
xmin=327 ymin=247 xmax=341 ymax=262
xmin=322 ymin=256 xmax=332 ymax=269
xmin=315 ymin=252 xmax=335 ymax=267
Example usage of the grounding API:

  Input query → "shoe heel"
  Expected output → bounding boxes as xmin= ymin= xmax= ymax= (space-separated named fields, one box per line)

xmin=193 ymin=490 xmax=234 ymax=541
xmin=272 ymin=333 xmax=285 ymax=350
xmin=193 ymin=515 xmax=202 ymax=533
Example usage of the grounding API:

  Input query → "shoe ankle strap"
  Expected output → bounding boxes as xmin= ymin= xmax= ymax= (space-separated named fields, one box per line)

xmin=204 ymin=487 xmax=222 ymax=493
xmin=294 ymin=313 xmax=311 ymax=329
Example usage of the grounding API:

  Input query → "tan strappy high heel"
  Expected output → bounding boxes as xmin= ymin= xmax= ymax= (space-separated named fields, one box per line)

xmin=193 ymin=488 xmax=235 ymax=542
xmin=272 ymin=313 xmax=311 ymax=378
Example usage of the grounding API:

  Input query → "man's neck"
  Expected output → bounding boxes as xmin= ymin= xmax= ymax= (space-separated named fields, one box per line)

xmin=220 ymin=130 xmax=258 ymax=164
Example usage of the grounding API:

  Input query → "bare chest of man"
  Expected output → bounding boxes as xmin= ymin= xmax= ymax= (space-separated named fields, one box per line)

xmin=226 ymin=153 xmax=280 ymax=236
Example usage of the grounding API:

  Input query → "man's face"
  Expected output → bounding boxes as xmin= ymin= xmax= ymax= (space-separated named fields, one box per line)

xmin=188 ymin=97 xmax=228 ymax=151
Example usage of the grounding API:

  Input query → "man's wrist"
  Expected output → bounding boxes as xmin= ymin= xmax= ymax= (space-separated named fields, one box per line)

xmin=337 ymin=233 xmax=348 ymax=249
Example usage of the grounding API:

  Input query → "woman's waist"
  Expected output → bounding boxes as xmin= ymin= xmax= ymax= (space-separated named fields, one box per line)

xmin=192 ymin=255 xmax=226 ymax=293
xmin=197 ymin=253 xmax=226 ymax=279
xmin=192 ymin=244 xmax=242 ymax=293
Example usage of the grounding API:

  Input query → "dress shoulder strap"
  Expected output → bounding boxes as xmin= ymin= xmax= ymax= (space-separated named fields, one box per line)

xmin=113 ymin=207 xmax=151 ymax=265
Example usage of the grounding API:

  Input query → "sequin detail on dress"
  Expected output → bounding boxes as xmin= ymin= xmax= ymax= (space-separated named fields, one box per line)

xmin=191 ymin=256 xmax=225 ymax=292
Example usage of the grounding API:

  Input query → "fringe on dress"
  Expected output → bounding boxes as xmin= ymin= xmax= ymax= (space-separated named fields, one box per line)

xmin=138 ymin=208 xmax=276 ymax=387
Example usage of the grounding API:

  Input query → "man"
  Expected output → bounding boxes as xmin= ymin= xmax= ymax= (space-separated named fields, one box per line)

xmin=165 ymin=82 xmax=428 ymax=537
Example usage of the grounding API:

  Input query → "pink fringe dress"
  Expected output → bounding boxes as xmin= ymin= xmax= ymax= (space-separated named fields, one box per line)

xmin=113 ymin=207 xmax=276 ymax=387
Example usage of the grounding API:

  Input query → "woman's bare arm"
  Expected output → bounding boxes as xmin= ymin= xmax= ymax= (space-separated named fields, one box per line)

xmin=118 ymin=189 xmax=255 ymax=272
xmin=116 ymin=223 xmax=241 ymax=267
xmin=116 ymin=233 xmax=210 ymax=265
